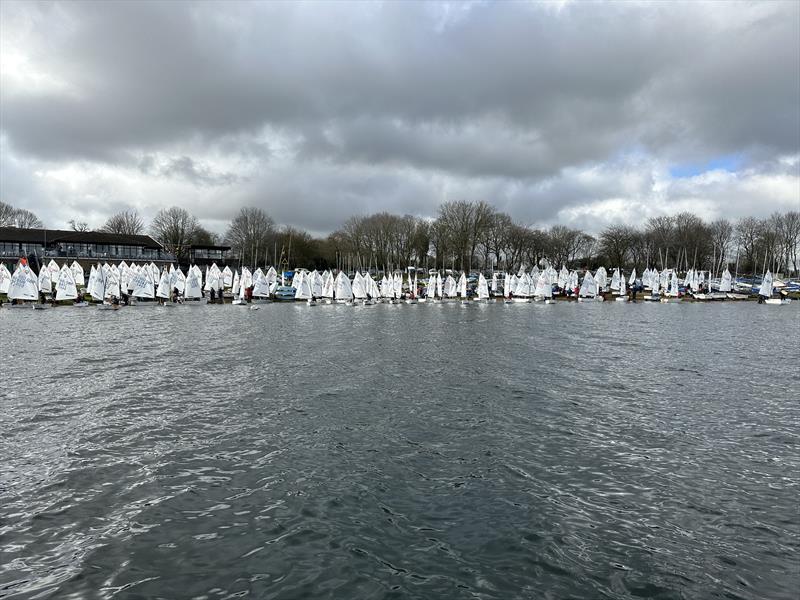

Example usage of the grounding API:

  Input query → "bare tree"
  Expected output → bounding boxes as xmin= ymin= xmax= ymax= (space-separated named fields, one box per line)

xmin=101 ymin=209 xmax=145 ymax=235
xmin=151 ymin=206 xmax=200 ymax=260
xmin=0 ymin=201 xmax=16 ymax=226
xmin=13 ymin=208 xmax=44 ymax=228
xmin=709 ymin=218 xmax=733 ymax=274
xmin=599 ymin=225 xmax=637 ymax=268
xmin=69 ymin=219 xmax=90 ymax=232
xmin=0 ymin=202 xmax=44 ymax=228
xmin=224 ymin=207 xmax=276 ymax=267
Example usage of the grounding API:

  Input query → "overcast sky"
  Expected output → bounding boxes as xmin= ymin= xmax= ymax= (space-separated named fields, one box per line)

xmin=1 ymin=0 xmax=798 ymax=236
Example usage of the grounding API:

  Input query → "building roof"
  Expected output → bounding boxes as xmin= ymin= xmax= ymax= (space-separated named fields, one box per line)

xmin=190 ymin=243 xmax=232 ymax=251
xmin=0 ymin=227 xmax=162 ymax=249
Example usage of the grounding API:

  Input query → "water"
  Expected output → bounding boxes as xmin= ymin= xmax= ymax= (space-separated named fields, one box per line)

xmin=1 ymin=301 xmax=798 ymax=599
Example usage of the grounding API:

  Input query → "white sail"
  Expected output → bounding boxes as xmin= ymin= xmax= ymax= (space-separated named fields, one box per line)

xmin=758 ymin=270 xmax=773 ymax=297
xmin=295 ymin=271 xmax=313 ymax=300
xmin=651 ymin=270 xmax=660 ymax=293
xmin=477 ymin=273 xmax=490 ymax=299
xmin=579 ymin=271 xmax=596 ymax=298
xmin=669 ymin=271 xmax=680 ymax=296
xmin=427 ymin=274 xmax=438 ymax=298
xmin=0 ymin=263 xmax=11 ymax=294
xmin=444 ymin=275 xmax=457 ymax=298
xmin=619 ymin=272 xmax=626 ymax=295
xmin=47 ymin=259 xmax=60 ymax=285
xmin=534 ymin=271 xmax=551 ymax=298
xmin=89 ymin=265 xmax=105 ymax=301
xmin=231 ymin=270 xmax=240 ymax=296
xmin=252 ymin=270 xmax=271 ymax=297
xmin=55 ymin=265 xmax=78 ymax=301
xmin=628 ymin=268 xmax=636 ymax=285
xmin=70 ymin=261 xmax=85 ymax=287
xmin=558 ymin=266 xmax=569 ymax=289
xmin=393 ymin=273 xmax=403 ymax=299
xmin=504 ymin=272 xmax=512 ymax=297
xmin=8 ymin=265 xmax=39 ymax=300
xmin=321 ymin=272 xmax=335 ymax=299
xmin=352 ymin=271 xmax=368 ymax=299
xmin=184 ymin=269 xmax=202 ymax=299
xmin=104 ymin=268 xmax=121 ymax=298
xmin=130 ymin=268 xmax=155 ymax=298
xmin=310 ymin=271 xmax=323 ymax=297
xmin=458 ymin=273 xmax=468 ymax=298
xmin=172 ymin=268 xmax=186 ymax=293
xmin=490 ymin=273 xmax=498 ymax=294
xmin=334 ymin=271 xmax=353 ymax=300
xmin=435 ymin=273 xmax=443 ymax=298
xmin=610 ymin=268 xmax=620 ymax=291
xmin=595 ymin=266 xmax=607 ymax=290
xmin=719 ymin=268 xmax=732 ymax=292
xmin=38 ymin=266 xmax=52 ymax=293
xmin=222 ymin=266 xmax=233 ymax=287
xmin=156 ymin=270 xmax=171 ymax=299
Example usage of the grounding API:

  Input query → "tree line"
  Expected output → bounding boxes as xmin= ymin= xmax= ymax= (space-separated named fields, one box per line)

xmin=2 ymin=200 xmax=798 ymax=275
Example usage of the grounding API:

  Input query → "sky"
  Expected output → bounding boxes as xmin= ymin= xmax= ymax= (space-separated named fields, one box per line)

xmin=1 ymin=0 xmax=798 ymax=236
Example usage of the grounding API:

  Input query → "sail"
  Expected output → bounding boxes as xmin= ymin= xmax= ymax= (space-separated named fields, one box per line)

xmin=240 ymin=267 xmax=253 ymax=289
xmin=175 ymin=268 xmax=188 ymax=293
xmin=334 ymin=272 xmax=353 ymax=300
xmin=719 ymin=268 xmax=732 ymax=292
xmin=628 ymin=268 xmax=636 ymax=285
xmin=458 ymin=273 xmax=468 ymax=298
xmin=669 ymin=271 xmax=679 ymax=296
xmin=252 ymin=270 xmax=271 ymax=297
xmin=231 ymin=270 xmax=240 ymax=296
xmin=619 ymin=272 xmax=626 ymax=295
xmin=477 ymin=274 xmax=490 ymax=299
xmin=517 ymin=265 xmax=526 ymax=277
xmin=38 ymin=266 xmax=52 ymax=293
xmin=295 ymin=271 xmax=313 ymax=300
xmin=70 ymin=261 xmax=85 ymax=287
xmin=610 ymin=268 xmax=620 ymax=291
xmin=444 ymin=275 xmax=457 ymax=298
xmin=47 ymin=259 xmax=60 ymax=285
xmin=89 ymin=265 xmax=105 ymax=301
xmin=104 ymin=268 xmax=121 ymax=298
xmin=222 ymin=266 xmax=233 ymax=287
xmin=55 ymin=266 xmax=78 ymax=301
xmin=352 ymin=272 xmax=367 ymax=299
xmin=651 ymin=270 xmax=660 ymax=293
xmin=758 ymin=270 xmax=773 ymax=297
xmin=130 ymin=268 xmax=155 ymax=298
xmin=156 ymin=270 xmax=171 ymax=299
xmin=558 ymin=266 xmax=569 ymax=289
xmin=8 ymin=265 xmax=39 ymax=300
xmin=184 ymin=269 xmax=202 ymax=299
xmin=579 ymin=271 xmax=596 ymax=297
xmin=0 ymin=263 xmax=11 ymax=294
xmin=310 ymin=271 xmax=323 ymax=297
xmin=427 ymin=274 xmax=438 ymax=298
xmin=393 ymin=273 xmax=403 ymax=299
xmin=534 ymin=271 xmax=551 ymax=297
xmin=490 ymin=273 xmax=497 ymax=294
xmin=322 ymin=272 xmax=335 ymax=298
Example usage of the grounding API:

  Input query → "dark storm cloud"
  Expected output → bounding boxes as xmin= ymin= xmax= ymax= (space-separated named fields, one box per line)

xmin=1 ymin=0 xmax=798 ymax=231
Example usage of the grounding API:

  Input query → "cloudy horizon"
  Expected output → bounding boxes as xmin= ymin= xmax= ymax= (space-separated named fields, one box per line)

xmin=1 ymin=0 xmax=798 ymax=237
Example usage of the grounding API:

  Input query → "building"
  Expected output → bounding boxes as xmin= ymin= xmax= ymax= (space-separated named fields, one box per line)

xmin=0 ymin=227 xmax=171 ymax=266
xmin=186 ymin=243 xmax=233 ymax=267
xmin=0 ymin=227 xmax=233 ymax=269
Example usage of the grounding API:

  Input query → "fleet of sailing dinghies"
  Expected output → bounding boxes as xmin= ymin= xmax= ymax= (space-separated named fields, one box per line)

xmin=0 ymin=261 xmax=795 ymax=308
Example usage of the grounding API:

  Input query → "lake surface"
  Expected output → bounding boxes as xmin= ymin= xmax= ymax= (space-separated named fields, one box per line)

xmin=1 ymin=301 xmax=798 ymax=599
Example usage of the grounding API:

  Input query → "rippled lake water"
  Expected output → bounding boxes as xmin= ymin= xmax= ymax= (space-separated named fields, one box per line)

xmin=1 ymin=301 xmax=798 ymax=599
